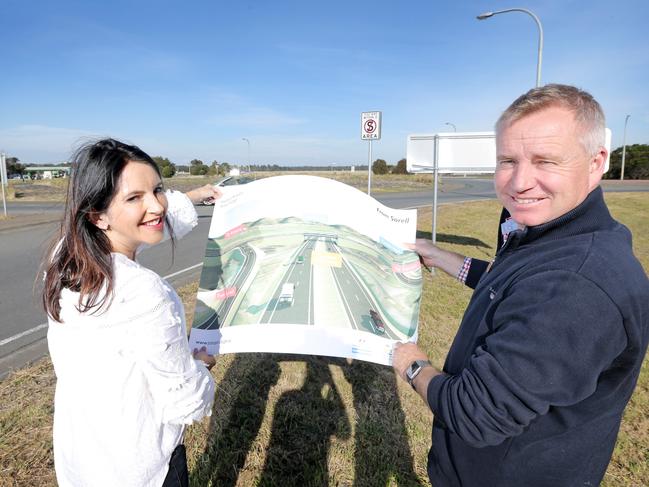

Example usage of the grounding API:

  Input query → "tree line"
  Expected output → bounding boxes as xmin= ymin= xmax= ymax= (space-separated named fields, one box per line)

xmin=602 ymin=144 xmax=649 ymax=180
xmin=371 ymin=158 xmax=408 ymax=175
xmin=151 ymin=157 xmax=232 ymax=178
xmin=4 ymin=157 xmax=25 ymax=175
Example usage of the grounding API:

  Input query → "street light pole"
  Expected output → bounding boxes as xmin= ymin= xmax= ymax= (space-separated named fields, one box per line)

xmin=241 ymin=138 xmax=250 ymax=173
xmin=621 ymin=115 xmax=630 ymax=181
xmin=0 ymin=153 xmax=7 ymax=216
xmin=477 ymin=8 xmax=544 ymax=88
xmin=445 ymin=122 xmax=457 ymax=132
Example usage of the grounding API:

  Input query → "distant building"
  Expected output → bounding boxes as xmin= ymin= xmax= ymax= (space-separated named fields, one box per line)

xmin=24 ymin=166 xmax=70 ymax=179
xmin=229 ymin=167 xmax=241 ymax=176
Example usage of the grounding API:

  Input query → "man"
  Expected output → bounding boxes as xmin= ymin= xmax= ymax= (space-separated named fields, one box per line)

xmin=393 ymin=84 xmax=649 ymax=486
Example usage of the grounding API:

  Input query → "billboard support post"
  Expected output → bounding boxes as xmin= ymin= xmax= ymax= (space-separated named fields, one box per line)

xmin=408 ymin=132 xmax=498 ymax=248
xmin=432 ymin=135 xmax=439 ymax=245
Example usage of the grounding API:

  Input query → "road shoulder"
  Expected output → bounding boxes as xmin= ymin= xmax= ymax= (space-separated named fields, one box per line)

xmin=0 ymin=213 xmax=61 ymax=232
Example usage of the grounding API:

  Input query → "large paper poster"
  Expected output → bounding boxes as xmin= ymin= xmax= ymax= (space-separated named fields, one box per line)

xmin=188 ymin=175 xmax=422 ymax=365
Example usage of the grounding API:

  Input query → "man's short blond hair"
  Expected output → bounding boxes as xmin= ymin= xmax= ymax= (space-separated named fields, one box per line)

xmin=496 ymin=84 xmax=606 ymax=156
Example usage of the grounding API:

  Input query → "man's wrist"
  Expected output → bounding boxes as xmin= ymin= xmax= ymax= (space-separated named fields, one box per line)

xmin=411 ymin=366 xmax=439 ymax=397
xmin=406 ymin=359 xmax=433 ymax=389
xmin=456 ymin=256 xmax=472 ymax=284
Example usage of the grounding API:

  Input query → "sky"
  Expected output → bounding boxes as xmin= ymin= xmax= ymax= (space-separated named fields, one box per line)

xmin=1 ymin=0 xmax=647 ymax=166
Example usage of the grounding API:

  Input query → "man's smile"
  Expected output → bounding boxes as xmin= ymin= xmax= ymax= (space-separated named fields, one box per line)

xmin=511 ymin=196 xmax=545 ymax=205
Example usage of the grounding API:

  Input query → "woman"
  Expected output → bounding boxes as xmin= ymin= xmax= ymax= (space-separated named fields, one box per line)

xmin=42 ymin=139 xmax=220 ymax=487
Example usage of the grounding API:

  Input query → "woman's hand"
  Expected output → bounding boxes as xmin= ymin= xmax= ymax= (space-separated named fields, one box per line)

xmin=186 ymin=184 xmax=223 ymax=205
xmin=193 ymin=346 xmax=217 ymax=370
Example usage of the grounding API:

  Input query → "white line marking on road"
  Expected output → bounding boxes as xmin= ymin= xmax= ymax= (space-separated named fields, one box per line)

xmin=163 ymin=262 xmax=203 ymax=280
xmin=331 ymin=267 xmax=358 ymax=330
xmin=2 ymin=262 xmax=205 ymax=350
xmin=0 ymin=323 xmax=48 ymax=347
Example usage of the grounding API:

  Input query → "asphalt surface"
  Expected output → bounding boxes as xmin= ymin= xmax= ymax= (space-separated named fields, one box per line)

xmin=0 ymin=205 xmax=215 ymax=379
xmin=1 ymin=177 xmax=647 ymax=379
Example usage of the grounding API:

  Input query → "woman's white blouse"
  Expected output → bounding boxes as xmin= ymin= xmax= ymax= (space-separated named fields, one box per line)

xmin=47 ymin=190 xmax=215 ymax=487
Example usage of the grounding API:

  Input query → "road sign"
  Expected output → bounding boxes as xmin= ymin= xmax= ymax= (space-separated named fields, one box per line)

xmin=361 ymin=111 xmax=381 ymax=140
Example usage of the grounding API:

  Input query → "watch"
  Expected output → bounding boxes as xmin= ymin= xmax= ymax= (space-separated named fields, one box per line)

xmin=406 ymin=360 xmax=432 ymax=390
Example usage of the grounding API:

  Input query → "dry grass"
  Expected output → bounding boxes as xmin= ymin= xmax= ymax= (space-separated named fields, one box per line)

xmin=1 ymin=193 xmax=647 ymax=486
xmin=237 ymin=171 xmax=441 ymax=193
xmin=0 ymin=359 xmax=56 ymax=485
xmin=6 ymin=179 xmax=67 ymax=202
xmin=166 ymin=172 xmax=470 ymax=199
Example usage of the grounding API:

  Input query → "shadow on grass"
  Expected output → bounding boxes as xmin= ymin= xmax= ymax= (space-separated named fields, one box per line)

xmin=257 ymin=356 xmax=351 ymax=486
xmin=416 ymin=230 xmax=492 ymax=249
xmin=339 ymin=358 xmax=423 ymax=486
xmin=192 ymin=354 xmax=280 ymax=487
xmin=193 ymin=354 xmax=422 ymax=486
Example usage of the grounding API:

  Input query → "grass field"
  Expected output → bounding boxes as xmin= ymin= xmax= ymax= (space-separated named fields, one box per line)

xmin=1 ymin=193 xmax=647 ymax=486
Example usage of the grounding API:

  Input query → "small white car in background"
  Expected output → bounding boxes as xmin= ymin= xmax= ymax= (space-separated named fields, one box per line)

xmin=201 ymin=176 xmax=254 ymax=205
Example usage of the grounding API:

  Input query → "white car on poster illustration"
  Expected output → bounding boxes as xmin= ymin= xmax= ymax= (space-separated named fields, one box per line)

xmin=279 ymin=283 xmax=295 ymax=306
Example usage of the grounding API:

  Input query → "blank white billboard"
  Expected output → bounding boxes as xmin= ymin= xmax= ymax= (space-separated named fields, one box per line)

xmin=604 ymin=128 xmax=611 ymax=172
xmin=407 ymin=128 xmax=612 ymax=174
xmin=407 ymin=132 xmax=496 ymax=174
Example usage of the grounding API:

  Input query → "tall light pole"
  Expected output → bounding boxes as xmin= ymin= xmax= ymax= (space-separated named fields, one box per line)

xmin=0 ymin=153 xmax=7 ymax=216
xmin=445 ymin=122 xmax=457 ymax=132
xmin=621 ymin=114 xmax=630 ymax=181
xmin=477 ymin=8 xmax=544 ymax=88
xmin=241 ymin=138 xmax=250 ymax=173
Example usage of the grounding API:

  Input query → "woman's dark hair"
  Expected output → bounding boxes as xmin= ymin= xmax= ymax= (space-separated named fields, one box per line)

xmin=42 ymin=138 xmax=174 ymax=322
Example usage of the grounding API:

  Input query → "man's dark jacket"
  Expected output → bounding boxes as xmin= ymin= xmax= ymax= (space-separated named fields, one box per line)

xmin=426 ymin=187 xmax=649 ymax=486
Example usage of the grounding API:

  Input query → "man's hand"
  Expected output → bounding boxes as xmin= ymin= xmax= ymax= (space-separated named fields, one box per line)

xmin=393 ymin=342 xmax=441 ymax=402
xmin=414 ymin=238 xmax=467 ymax=278
xmin=186 ymin=184 xmax=223 ymax=205
xmin=193 ymin=346 xmax=216 ymax=371
xmin=415 ymin=239 xmax=447 ymax=269
xmin=392 ymin=342 xmax=430 ymax=382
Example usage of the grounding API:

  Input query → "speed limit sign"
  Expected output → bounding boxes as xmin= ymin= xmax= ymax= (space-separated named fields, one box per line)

xmin=361 ymin=111 xmax=381 ymax=140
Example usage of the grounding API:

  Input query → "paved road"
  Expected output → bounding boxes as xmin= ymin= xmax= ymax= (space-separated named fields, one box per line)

xmin=1 ymin=177 xmax=647 ymax=378
xmin=0 ymin=205 xmax=215 ymax=379
xmin=260 ymin=239 xmax=316 ymax=325
xmin=255 ymin=238 xmax=400 ymax=338
xmin=4 ymin=201 xmax=64 ymax=215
